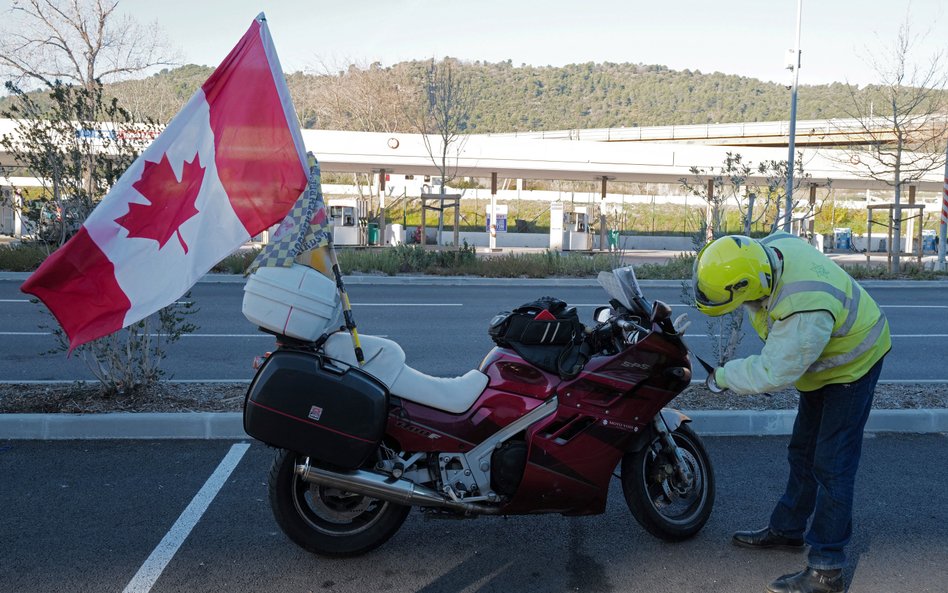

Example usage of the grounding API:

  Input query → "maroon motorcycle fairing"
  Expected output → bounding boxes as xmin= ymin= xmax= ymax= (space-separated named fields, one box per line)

xmin=384 ymin=323 xmax=692 ymax=516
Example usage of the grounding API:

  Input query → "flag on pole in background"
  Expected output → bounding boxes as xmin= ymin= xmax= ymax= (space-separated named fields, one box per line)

xmin=21 ymin=13 xmax=308 ymax=350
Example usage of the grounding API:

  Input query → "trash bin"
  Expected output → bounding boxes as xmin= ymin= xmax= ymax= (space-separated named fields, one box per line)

xmin=922 ymin=230 xmax=937 ymax=252
xmin=833 ymin=228 xmax=852 ymax=251
xmin=608 ymin=230 xmax=620 ymax=251
xmin=367 ymin=222 xmax=379 ymax=246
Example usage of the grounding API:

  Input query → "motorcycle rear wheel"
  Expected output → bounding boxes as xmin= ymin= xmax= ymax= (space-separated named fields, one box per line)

xmin=621 ymin=423 xmax=714 ymax=541
xmin=268 ymin=449 xmax=411 ymax=557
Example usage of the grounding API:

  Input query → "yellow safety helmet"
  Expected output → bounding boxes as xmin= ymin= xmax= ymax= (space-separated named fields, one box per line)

xmin=692 ymin=235 xmax=775 ymax=316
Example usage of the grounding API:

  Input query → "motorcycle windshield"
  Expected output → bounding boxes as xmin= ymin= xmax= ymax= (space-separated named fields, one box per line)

xmin=597 ymin=266 xmax=643 ymax=310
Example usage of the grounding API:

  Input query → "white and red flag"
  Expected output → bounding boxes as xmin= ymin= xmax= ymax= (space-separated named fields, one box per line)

xmin=22 ymin=13 xmax=308 ymax=350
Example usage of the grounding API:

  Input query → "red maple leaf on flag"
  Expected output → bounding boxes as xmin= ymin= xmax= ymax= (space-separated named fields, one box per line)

xmin=115 ymin=152 xmax=205 ymax=254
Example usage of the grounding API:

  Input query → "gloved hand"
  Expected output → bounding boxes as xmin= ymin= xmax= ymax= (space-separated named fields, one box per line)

xmin=673 ymin=313 xmax=691 ymax=335
xmin=705 ymin=368 xmax=727 ymax=394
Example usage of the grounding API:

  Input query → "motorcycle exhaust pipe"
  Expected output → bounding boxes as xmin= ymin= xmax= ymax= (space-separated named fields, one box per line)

xmin=295 ymin=460 xmax=499 ymax=515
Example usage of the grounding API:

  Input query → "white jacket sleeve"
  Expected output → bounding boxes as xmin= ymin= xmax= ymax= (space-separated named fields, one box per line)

xmin=718 ymin=310 xmax=835 ymax=395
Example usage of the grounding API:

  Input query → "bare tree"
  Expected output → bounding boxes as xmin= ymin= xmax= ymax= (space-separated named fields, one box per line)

xmin=0 ymin=0 xmax=178 ymax=200
xmin=406 ymin=58 xmax=476 ymax=245
xmin=680 ymin=152 xmax=752 ymax=243
xmin=292 ymin=61 xmax=416 ymax=235
xmin=0 ymin=0 xmax=177 ymax=91
xmin=1 ymin=80 xmax=195 ymax=395
xmin=300 ymin=61 xmax=413 ymax=132
xmin=680 ymin=152 xmax=812 ymax=367
xmin=109 ymin=71 xmax=192 ymax=123
xmin=754 ymin=155 xmax=814 ymax=235
xmin=0 ymin=81 xmax=158 ymax=245
xmin=835 ymin=13 xmax=948 ymax=272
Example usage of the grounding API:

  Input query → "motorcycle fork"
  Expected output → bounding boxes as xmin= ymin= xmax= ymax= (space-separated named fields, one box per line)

xmin=653 ymin=415 xmax=694 ymax=488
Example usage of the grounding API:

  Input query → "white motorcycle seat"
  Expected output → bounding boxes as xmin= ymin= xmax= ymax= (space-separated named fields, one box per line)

xmin=390 ymin=366 xmax=488 ymax=415
xmin=322 ymin=333 xmax=488 ymax=415
xmin=323 ymin=333 xmax=406 ymax=386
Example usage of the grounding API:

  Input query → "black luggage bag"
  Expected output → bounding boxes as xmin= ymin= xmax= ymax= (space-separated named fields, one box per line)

xmin=488 ymin=296 xmax=588 ymax=378
xmin=244 ymin=349 xmax=389 ymax=469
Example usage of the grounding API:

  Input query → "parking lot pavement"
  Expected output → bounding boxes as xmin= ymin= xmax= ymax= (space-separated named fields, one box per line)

xmin=0 ymin=440 xmax=244 ymax=593
xmin=2 ymin=435 xmax=946 ymax=593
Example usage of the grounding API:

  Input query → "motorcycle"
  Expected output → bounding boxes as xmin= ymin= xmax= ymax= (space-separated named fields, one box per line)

xmin=242 ymin=265 xmax=714 ymax=557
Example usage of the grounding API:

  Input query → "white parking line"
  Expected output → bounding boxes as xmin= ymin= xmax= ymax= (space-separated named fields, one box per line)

xmin=0 ymin=331 xmax=50 ymax=336
xmin=574 ymin=303 xmax=948 ymax=309
xmin=0 ymin=328 xmax=429 ymax=338
xmin=890 ymin=334 xmax=948 ymax=338
xmin=122 ymin=443 xmax=250 ymax=593
xmin=353 ymin=303 xmax=462 ymax=306
xmin=181 ymin=333 xmax=272 ymax=338
xmin=686 ymin=334 xmax=948 ymax=338
xmin=0 ymin=332 xmax=274 ymax=337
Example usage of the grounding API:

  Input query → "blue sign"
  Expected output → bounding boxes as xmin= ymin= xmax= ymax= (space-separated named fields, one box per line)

xmin=486 ymin=206 xmax=508 ymax=233
xmin=75 ymin=128 xmax=117 ymax=141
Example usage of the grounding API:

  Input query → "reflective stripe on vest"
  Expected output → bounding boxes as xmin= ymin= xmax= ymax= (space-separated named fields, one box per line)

xmin=807 ymin=314 xmax=888 ymax=374
xmin=770 ymin=277 xmax=861 ymax=338
xmin=760 ymin=233 xmax=886 ymax=377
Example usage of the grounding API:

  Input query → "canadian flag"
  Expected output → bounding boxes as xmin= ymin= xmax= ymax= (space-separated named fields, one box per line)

xmin=21 ymin=14 xmax=308 ymax=350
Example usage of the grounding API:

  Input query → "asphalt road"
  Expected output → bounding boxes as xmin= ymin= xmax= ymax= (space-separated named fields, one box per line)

xmin=2 ymin=434 xmax=945 ymax=593
xmin=1 ymin=278 xmax=946 ymax=383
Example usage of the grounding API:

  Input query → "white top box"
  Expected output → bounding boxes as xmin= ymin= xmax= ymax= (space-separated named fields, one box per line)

xmin=242 ymin=263 xmax=342 ymax=341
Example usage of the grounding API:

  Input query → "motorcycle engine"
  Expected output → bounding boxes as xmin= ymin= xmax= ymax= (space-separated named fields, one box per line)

xmin=490 ymin=441 xmax=528 ymax=497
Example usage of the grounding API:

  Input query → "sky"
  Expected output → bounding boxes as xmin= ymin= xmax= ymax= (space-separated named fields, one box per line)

xmin=116 ymin=0 xmax=946 ymax=86
xmin=1 ymin=0 xmax=946 ymax=86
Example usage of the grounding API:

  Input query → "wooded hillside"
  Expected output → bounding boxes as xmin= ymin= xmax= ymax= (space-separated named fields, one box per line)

xmin=2 ymin=60 xmax=883 ymax=132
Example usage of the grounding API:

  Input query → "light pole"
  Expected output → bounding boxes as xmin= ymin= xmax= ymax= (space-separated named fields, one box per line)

xmin=784 ymin=0 xmax=803 ymax=232
xmin=939 ymin=141 xmax=947 ymax=271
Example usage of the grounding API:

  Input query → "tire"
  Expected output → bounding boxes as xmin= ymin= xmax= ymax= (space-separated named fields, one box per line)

xmin=621 ymin=423 xmax=715 ymax=541
xmin=268 ymin=449 xmax=411 ymax=557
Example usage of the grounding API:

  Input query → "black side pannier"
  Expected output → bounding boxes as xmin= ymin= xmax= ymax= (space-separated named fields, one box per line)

xmin=488 ymin=296 xmax=587 ymax=377
xmin=244 ymin=349 xmax=388 ymax=469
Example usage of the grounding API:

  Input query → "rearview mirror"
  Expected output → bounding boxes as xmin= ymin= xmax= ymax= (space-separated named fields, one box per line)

xmin=594 ymin=306 xmax=612 ymax=323
xmin=651 ymin=300 xmax=672 ymax=323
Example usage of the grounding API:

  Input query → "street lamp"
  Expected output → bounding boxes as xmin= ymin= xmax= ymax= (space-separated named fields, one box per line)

xmin=784 ymin=0 xmax=803 ymax=232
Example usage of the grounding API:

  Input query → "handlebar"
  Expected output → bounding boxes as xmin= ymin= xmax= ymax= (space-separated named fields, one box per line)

xmin=616 ymin=318 xmax=650 ymax=334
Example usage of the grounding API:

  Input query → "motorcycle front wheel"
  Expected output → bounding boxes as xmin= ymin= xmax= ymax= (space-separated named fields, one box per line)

xmin=268 ymin=449 xmax=411 ymax=557
xmin=621 ymin=423 xmax=715 ymax=541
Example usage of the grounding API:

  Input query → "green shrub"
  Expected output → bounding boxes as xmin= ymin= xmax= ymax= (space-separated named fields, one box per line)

xmin=635 ymin=253 xmax=696 ymax=279
xmin=0 ymin=244 xmax=48 ymax=271
xmin=338 ymin=242 xmax=480 ymax=275
xmin=841 ymin=263 xmax=946 ymax=280
xmin=8 ymin=240 xmax=946 ymax=280
xmin=213 ymin=248 xmax=261 ymax=274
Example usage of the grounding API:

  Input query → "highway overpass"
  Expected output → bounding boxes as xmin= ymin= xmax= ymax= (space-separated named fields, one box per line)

xmin=485 ymin=115 xmax=948 ymax=148
xmin=1 ymin=116 xmax=945 ymax=193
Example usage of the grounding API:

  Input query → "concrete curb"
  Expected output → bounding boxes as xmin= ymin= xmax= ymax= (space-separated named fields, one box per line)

xmin=2 ymin=409 xmax=946 ymax=440
xmin=685 ymin=409 xmax=948 ymax=436
xmin=0 ymin=412 xmax=248 ymax=440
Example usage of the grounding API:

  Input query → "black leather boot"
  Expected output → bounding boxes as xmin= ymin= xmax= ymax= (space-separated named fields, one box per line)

xmin=766 ymin=567 xmax=843 ymax=593
xmin=732 ymin=527 xmax=805 ymax=551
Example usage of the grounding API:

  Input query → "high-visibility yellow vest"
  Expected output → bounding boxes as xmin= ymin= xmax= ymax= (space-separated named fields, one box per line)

xmin=749 ymin=232 xmax=891 ymax=391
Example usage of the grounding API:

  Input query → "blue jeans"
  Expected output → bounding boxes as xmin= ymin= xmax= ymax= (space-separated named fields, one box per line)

xmin=768 ymin=358 xmax=884 ymax=570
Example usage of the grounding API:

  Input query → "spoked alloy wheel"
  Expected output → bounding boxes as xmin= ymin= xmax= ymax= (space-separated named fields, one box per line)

xmin=621 ymin=424 xmax=715 ymax=541
xmin=268 ymin=449 xmax=410 ymax=557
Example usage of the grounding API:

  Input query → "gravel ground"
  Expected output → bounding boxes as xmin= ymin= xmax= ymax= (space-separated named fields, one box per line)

xmin=0 ymin=381 xmax=945 ymax=414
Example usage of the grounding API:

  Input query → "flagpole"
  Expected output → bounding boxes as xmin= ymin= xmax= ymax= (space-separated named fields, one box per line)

xmin=326 ymin=236 xmax=364 ymax=365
